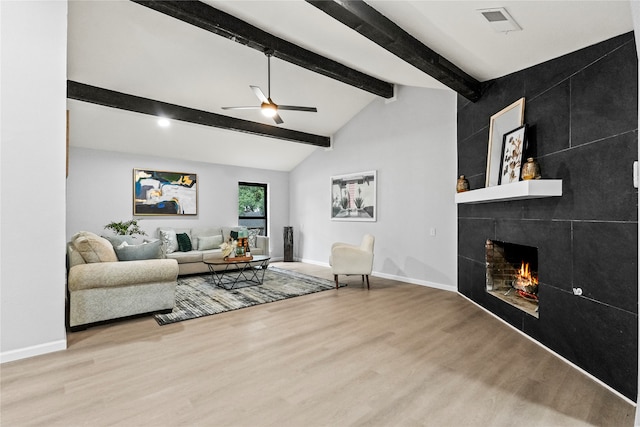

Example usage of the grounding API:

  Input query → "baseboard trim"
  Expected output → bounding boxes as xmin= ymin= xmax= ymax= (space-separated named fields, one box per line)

xmin=295 ymin=258 xmax=456 ymax=292
xmin=373 ymin=271 xmax=456 ymax=292
xmin=458 ymin=293 xmax=637 ymax=407
xmin=295 ymin=257 xmax=326 ymax=267
xmin=1 ymin=339 xmax=67 ymax=364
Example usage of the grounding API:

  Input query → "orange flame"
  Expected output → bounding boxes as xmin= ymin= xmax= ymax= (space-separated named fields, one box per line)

xmin=518 ymin=261 xmax=538 ymax=285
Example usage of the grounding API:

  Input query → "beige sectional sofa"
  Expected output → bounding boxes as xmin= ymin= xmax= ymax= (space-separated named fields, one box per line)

xmin=67 ymin=231 xmax=178 ymax=331
xmin=158 ymin=226 xmax=270 ymax=276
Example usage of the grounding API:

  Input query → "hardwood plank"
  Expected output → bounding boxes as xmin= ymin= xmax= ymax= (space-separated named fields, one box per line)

xmin=1 ymin=262 xmax=634 ymax=426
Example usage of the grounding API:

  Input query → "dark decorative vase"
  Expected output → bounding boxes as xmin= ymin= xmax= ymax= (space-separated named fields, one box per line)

xmin=283 ymin=226 xmax=294 ymax=262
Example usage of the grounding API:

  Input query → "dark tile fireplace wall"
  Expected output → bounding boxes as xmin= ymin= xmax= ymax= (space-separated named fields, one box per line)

xmin=457 ymin=32 xmax=638 ymax=401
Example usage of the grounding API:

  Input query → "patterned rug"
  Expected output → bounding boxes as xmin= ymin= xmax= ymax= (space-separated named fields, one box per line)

xmin=154 ymin=266 xmax=338 ymax=325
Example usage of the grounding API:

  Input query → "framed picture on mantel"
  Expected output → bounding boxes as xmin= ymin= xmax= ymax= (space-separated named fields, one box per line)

xmin=498 ymin=124 xmax=527 ymax=185
xmin=133 ymin=168 xmax=198 ymax=215
xmin=486 ymin=98 xmax=525 ymax=187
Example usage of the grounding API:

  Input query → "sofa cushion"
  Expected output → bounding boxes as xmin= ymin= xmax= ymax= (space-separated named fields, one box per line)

xmin=114 ymin=239 xmax=162 ymax=261
xmin=71 ymin=231 xmax=118 ymax=263
xmin=176 ymin=233 xmax=193 ymax=252
xmin=158 ymin=229 xmax=179 ymax=254
xmin=202 ymin=250 xmax=225 ymax=262
xmin=68 ymin=258 xmax=178 ymax=291
xmin=166 ymin=251 xmax=203 ymax=263
xmin=197 ymin=235 xmax=223 ymax=250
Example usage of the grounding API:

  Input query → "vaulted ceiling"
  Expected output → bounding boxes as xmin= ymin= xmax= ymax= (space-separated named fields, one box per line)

xmin=67 ymin=0 xmax=633 ymax=171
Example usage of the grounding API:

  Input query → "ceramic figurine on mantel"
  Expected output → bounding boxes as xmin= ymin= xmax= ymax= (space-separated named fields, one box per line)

xmin=521 ymin=157 xmax=541 ymax=180
xmin=456 ymin=175 xmax=470 ymax=193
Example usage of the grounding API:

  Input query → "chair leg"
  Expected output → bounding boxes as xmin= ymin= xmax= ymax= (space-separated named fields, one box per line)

xmin=334 ymin=274 xmax=339 ymax=290
xmin=365 ymin=275 xmax=370 ymax=289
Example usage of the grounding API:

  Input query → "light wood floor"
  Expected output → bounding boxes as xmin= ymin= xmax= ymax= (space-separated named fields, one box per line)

xmin=1 ymin=262 xmax=635 ymax=426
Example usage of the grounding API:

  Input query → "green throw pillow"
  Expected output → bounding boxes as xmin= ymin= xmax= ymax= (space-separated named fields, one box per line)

xmin=176 ymin=233 xmax=192 ymax=252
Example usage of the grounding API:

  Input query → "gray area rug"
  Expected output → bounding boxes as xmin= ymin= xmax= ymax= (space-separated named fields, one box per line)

xmin=155 ymin=266 xmax=338 ymax=325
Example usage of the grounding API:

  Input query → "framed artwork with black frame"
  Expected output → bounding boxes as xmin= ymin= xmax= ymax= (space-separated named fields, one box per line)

xmin=498 ymin=124 xmax=527 ymax=185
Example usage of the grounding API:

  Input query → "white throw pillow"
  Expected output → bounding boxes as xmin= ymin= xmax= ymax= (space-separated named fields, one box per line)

xmin=158 ymin=229 xmax=179 ymax=254
xmin=198 ymin=235 xmax=223 ymax=251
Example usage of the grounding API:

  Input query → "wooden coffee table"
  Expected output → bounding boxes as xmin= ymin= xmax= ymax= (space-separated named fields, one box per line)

xmin=203 ymin=255 xmax=270 ymax=290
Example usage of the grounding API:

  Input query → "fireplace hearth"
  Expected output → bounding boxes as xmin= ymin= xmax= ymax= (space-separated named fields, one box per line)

xmin=486 ymin=240 xmax=539 ymax=318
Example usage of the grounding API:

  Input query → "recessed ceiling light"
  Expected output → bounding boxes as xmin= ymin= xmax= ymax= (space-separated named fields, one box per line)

xmin=477 ymin=8 xmax=522 ymax=33
xmin=157 ymin=118 xmax=170 ymax=127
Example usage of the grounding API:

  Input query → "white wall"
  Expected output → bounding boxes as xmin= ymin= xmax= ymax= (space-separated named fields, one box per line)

xmin=67 ymin=147 xmax=290 ymax=258
xmin=1 ymin=1 xmax=68 ymax=362
xmin=290 ymin=85 xmax=458 ymax=290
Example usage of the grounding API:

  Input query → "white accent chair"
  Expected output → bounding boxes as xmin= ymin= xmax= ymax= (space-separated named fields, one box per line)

xmin=329 ymin=234 xmax=375 ymax=290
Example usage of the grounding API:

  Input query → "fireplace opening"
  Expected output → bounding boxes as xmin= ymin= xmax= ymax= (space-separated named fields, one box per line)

xmin=486 ymin=240 xmax=539 ymax=318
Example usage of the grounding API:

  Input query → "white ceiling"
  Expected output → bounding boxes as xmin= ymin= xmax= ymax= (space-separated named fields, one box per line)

xmin=67 ymin=0 xmax=634 ymax=171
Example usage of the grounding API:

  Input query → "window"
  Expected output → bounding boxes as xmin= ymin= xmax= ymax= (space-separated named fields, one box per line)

xmin=238 ymin=182 xmax=267 ymax=236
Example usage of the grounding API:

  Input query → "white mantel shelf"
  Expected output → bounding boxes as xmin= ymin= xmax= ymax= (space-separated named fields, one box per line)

xmin=455 ymin=180 xmax=563 ymax=204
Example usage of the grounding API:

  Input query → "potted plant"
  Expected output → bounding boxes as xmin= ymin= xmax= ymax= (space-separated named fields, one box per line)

xmin=104 ymin=219 xmax=147 ymax=236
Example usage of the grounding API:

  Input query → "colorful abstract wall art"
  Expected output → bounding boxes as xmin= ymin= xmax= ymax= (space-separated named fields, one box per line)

xmin=133 ymin=169 xmax=197 ymax=215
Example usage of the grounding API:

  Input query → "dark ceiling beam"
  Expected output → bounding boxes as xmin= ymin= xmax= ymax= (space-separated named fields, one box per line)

xmin=67 ymin=81 xmax=330 ymax=147
xmin=130 ymin=0 xmax=394 ymax=99
xmin=306 ymin=0 xmax=482 ymax=102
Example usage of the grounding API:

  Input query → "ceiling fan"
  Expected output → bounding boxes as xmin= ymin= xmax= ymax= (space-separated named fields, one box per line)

xmin=222 ymin=49 xmax=317 ymax=125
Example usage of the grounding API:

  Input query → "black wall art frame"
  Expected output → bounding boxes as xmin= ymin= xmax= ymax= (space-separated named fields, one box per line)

xmin=498 ymin=124 xmax=528 ymax=185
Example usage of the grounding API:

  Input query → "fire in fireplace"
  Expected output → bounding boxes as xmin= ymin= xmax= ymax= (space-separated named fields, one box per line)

xmin=513 ymin=261 xmax=538 ymax=300
xmin=486 ymin=240 xmax=539 ymax=317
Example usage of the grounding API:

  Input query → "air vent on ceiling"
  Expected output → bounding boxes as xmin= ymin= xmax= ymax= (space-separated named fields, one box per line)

xmin=477 ymin=8 xmax=522 ymax=33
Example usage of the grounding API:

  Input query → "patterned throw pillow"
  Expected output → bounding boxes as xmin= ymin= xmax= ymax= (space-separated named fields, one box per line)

xmin=248 ymin=228 xmax=260 ymax=248
xmin=158 ymin=229 xmax=179 ymax=254
xmin=176 ymin=233 xmax=192 ymax=252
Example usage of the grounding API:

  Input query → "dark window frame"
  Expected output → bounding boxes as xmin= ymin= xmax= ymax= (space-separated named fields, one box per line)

xmin=238 ymin=181 xmax=268 ymax=236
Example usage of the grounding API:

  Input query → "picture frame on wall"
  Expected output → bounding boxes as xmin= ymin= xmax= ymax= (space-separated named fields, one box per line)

xmin=331 ymin=170 xmax=376 ymax=221
xmin=486 ymin=98 xmax=525 ymax=187
xmin=133 ymin=168 xmax=198 ymax=215
xmin=498 ymin=124 xmax=527 ymax=185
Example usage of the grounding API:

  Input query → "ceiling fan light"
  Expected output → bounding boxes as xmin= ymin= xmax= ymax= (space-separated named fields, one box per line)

xmin=261 ymin=103 xmax=277 ymax=117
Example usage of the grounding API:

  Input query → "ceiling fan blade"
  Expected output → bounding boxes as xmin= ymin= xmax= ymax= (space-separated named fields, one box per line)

xmin=221 ymin=106 xmax=261 ymax=110
xmin=250 ymin=85 xmax=269 ymax=104
xmin=272 ymin=113 xmax=284 ymax=125
xmin=277 ymin=105 xmax=318 ymax=113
